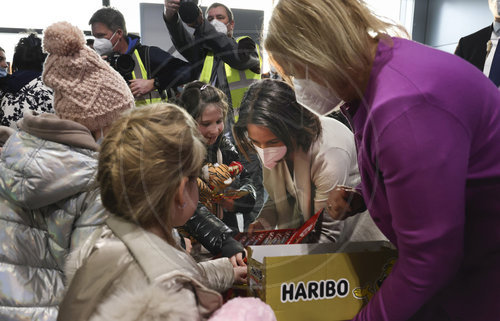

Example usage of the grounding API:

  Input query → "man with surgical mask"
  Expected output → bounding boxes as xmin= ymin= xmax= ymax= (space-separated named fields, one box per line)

xmin=89 ymin=7 xmax=195 ymax=106
xmin=455 ymin=0 xmax=500 ymax=87
xmin=163 ymin=1 xmax=261 ymax=125
xmin=164 ymin=1 xmax=264 ymax=224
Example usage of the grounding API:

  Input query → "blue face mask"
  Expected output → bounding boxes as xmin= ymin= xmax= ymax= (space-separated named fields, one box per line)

xmin=0 ymin=68 xmax=7 ymax=78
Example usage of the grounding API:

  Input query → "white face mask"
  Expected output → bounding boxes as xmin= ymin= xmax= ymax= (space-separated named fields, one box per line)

xmin=254 ymin=145 xmax=287 ymax=170
xmin=93 ymin=31 xmax=118 ymax=56
xmin=292 ymin=77 xmax=342 ymax=116
xmin=0 ymin=67 xmax=7 ymax=78
xmin=210 ymin=19 xmax=228 ymax=35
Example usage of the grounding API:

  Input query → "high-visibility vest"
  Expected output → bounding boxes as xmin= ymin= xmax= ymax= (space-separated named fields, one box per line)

xmin=131 ymin=49 xmax=163 ymax=106
xmin=199 ymin=36 xmax=262 ymax=122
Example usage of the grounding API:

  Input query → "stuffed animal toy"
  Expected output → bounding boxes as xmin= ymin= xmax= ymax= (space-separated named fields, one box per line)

xmin=197 ymin=161 xmax=247 ymax=214
xmin=201 ymin=161 xmax=243 ymax=193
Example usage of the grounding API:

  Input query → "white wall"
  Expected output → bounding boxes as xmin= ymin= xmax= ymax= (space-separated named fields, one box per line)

xmin=413 ymin=0 xmax=491 ymax=53
xmin=0 ymin=0 xmax=414 ymax=68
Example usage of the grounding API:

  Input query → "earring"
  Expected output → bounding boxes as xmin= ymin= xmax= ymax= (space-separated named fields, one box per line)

xmin=178 ymin=202 xmax=186 ymax=209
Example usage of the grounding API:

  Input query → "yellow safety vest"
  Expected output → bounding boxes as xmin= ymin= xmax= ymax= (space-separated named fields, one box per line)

xmin=131 ymin=49 xmax=163 ymax=106
xmin=199 ymin=36 xmax=262 ymax=122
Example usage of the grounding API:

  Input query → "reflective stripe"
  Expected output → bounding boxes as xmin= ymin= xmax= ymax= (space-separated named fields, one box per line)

xmin=228 ymin=70 xmax=259 ymax=90
xmin=199 ymin=52 xmax=214 ymax=84
xmin=131 ymin=49 xmax=162 ymax=106
xmin=199 ymin=36 xmax=262 ymax=121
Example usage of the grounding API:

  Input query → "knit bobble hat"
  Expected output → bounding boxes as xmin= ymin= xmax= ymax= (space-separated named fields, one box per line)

xmin=42 ymin=21 xmax=134 ymax=132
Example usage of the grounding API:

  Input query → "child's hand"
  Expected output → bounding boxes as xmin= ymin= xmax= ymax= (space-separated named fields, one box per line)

xmin=229 ymin=249 xmax=247 ymax=267
xmin=247 ymin=220 xmax=265 ymax=234
xmin=183 ymin=237 xmax=192 ymax=254
xmin=219 ymin=198 xmax=235 ymax=211
xmin=233 ymin=266 xmax=247 ymax=284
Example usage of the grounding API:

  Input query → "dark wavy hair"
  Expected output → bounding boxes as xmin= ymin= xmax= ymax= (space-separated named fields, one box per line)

xmin=177 ymin=80 xmax=228 ymax=122
xmin=233 ymin=79 xmax=321 ymax=159
xmin=12 ymin=33 xmax=46 ymax=72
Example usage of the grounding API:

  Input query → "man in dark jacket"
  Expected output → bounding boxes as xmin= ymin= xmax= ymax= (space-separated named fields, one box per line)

xmin=164 ymin=1 xmax=265 ymax=222
xmin=455 ymin=0 xmax=500 ymax=86
xmin=89 ymin=7 xmax=196 ymax=105
xmin=163 ymin=1 xmax=261 ymax=125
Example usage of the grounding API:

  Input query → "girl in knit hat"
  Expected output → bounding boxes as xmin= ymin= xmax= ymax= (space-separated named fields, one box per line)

xmin=57 ymin=103 xmax=274 ymax=321
xmin=0 ymin=21 xmax=134 ymax=320
xmin=42 ymin=21 xmax=135 ymax=139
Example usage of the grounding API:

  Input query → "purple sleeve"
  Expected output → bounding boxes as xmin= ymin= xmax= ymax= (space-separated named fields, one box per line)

xmin=353 ymin=105 xmax=469 ymax=320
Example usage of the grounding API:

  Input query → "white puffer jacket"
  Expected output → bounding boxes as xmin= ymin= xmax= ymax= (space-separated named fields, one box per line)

xmin=0 ymin=112 xmax=107 ymax=320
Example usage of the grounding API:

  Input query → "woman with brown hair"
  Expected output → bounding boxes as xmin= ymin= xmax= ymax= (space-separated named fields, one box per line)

xmin=233 ymin=79 xmax=384 ymax=243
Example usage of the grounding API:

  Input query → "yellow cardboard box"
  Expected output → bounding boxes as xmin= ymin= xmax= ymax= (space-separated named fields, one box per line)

xmin=247 ymin=241 xmax=397 ymax=321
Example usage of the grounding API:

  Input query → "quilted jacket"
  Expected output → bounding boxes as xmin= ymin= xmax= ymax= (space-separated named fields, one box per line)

xmin=0 ymin=112 xmax=107 ymax=320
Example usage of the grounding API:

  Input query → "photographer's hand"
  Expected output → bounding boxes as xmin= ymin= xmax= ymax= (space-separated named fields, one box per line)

xmin=129 ymin=79 xmax=155 ymax=97
xmin=164 ymin=0 xmax=180 ymax=22
xmin=186 ymin=7 xmax=203 ymax=29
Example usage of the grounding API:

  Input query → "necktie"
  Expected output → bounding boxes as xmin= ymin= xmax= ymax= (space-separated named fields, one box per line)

xmin=489 ymin=41 xmax=500 ymax=86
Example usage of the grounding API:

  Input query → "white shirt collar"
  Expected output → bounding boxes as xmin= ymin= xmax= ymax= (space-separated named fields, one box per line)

xmin=493 ymin=21 xmax=500 ymax=35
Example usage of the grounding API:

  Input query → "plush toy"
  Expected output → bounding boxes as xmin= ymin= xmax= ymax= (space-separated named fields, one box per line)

xmin=197 ymin=161 xmax=247 ymax=214
xmin=201 ymin=161 xmax=243 ymax=193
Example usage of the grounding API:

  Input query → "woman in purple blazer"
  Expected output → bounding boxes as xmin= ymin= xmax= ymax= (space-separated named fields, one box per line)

xmin=264 ymin=0 xmax=500 ymax=320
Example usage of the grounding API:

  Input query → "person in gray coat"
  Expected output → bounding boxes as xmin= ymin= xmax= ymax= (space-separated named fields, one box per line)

xmin=58 ymin=103 xmax=248 ymax=321
xmin=0 ymin=21 xmax=135 ymax=320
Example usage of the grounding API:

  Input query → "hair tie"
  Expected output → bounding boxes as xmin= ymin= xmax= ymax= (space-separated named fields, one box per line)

xmin=200 ymin=84 xmax=208 ymax=91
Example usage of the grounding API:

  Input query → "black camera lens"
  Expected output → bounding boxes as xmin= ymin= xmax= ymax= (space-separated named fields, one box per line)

xmin=105 ymin=53 xmax=135 ymax=81
xmin=115 ymin=55 xmax=135 ymax=74
xmin=179 ymin=0 xmax=200 ymax=24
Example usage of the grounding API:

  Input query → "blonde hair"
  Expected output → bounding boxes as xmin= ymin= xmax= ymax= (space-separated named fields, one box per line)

xmin=264 ymin=0 xmax=408 ymax=94
xmin=98 ymin=103 xmax=206 ymax=245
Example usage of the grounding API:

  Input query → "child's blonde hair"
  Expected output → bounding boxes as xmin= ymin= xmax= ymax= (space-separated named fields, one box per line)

xmin=264 ymin=0 xmax=408 ymax=94
xmin=98 ymin=103 xmax=206 ymax=245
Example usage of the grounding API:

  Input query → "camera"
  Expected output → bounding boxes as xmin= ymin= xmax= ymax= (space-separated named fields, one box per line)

xmin=105 ymin=52 xmax=135 ymax=81
xmin=179 ymin=0 xmax=200 ymax=24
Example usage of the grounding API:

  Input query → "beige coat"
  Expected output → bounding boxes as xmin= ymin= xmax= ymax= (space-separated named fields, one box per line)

xmin=58 ymin=216 xmax=235 ymax=321
xmin=257 ymin=117 xmax=386 ymax=243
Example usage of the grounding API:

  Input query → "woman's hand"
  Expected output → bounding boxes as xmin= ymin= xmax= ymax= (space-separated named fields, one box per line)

xmin=326 ymin=185 xmax=366 ymax=220
xmin=233 ymin=266 xmax=247 ymax=284
xmin=247 ymin=220 xmax=265 ymax=234
xmin=229 ymin=249 xmax=247 ymax=267
xmin=183 ymin=237 xmax=192 ymax=254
